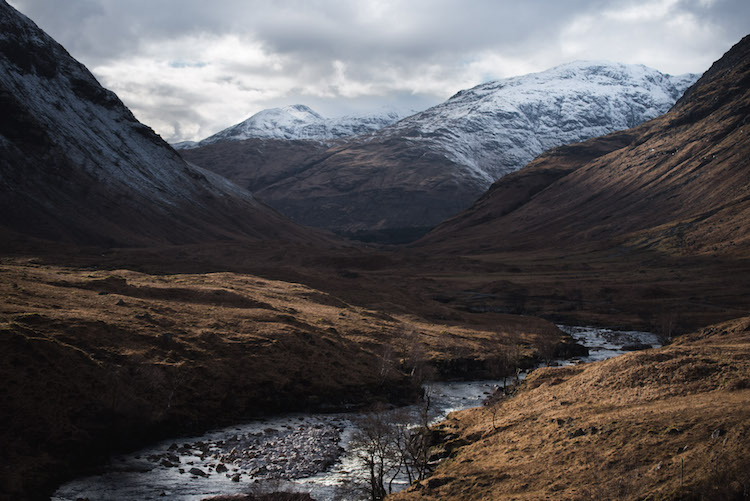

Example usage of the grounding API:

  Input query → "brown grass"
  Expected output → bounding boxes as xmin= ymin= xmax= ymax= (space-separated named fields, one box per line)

xmin=394 ymin=317 xmax=750 ymax=500
xmin=0 ymin=257 xmax=560 ymax=499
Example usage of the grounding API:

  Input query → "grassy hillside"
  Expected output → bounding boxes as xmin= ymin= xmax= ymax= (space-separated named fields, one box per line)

xmin=0 ymin=257 xmax=566 ymax=499
xmin=395 ymin=317 xmax=750 ymax=500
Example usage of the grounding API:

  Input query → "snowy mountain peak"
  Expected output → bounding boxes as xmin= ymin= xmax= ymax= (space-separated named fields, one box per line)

xmin=228 ymin=60 xmax=701 ymax=239
xmin=282 ymin=104 xmax=323 ymax=119
xmin=250 ymin=104 xmax=324 ymax=126
xmin=181 ymin=105 xmax=404 ymax=148
xmin=381 ymin=60 xmax=699 ymax=184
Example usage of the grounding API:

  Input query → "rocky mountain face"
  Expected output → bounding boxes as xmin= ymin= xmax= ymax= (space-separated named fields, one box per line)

xmin=177 ymin=104 xmax=403 ymax=147
xmin=419 ymin=35 xmax=750 ymax=258
xmin=185 ymin=62 xmax=697 ymax=242
xmin=0 ymin=0 xmax=317 ymax=248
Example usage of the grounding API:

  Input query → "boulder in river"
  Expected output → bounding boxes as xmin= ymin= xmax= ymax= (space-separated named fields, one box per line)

xmin=189 ymin=467 xmax=208 ymax=477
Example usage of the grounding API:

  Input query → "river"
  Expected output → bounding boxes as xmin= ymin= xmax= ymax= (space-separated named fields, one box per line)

xmin=52 ymin=326 xmax=660 ymax=501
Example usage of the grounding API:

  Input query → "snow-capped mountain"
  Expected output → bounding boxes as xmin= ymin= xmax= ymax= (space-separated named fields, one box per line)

xmin=375 ymin=61 xmax=699 ymax=185
xmin=419 ymin=35 xmax=750 ymax=259
xmin=0 ymin=0 xmax=315 ymax=246
xmin=231 ymin=61 xmax=699 ymax=242
xmin=178 ymin=104 xmax=403 ymax=148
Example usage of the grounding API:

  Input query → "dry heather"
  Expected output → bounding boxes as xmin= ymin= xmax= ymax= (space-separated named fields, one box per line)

xmin=0 ymin=257 xmax=560 ymax=499
xmin=395 ymin=317 xmax=750 ymax=500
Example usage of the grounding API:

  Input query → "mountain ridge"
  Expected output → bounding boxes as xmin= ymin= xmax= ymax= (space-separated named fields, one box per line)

xmin=376 ymin=60 xmax=697 ymax=184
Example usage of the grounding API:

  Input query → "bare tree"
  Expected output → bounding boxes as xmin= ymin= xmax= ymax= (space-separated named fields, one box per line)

xmin=377 ymin=344 xmax=396 ymax=386
xmin=484 ymin=331 xmax=525 ymax=430
xmin=657 ymin=311 xmax=678 ymax=346
xmin=402 ymin=386 xmax=434 ymax=483
xmin=351 ymin=392 xmax=436 ymax=500
xmin=350 ymin=405 xmax=401 ymax=501
xmin=488 ymin=331 xmax=522 ymax=387
xmin=396 ymin=326 xmax=436 ymax=391
xmin=535 ymin=325 xmax=559 ymax=366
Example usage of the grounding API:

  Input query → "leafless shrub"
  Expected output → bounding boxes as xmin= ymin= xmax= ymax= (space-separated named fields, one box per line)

xmin=351 ymin=394 xmax=436 ymax=501
xmin=484 ymin=331 xmax=524 ymax=430
xmin=658 ymin=311 xmax=678 ymax=346
xmin=535 ymin=325 xmax=559 ymax=366
xmin=377 ymin=344 xmax=396 ymax=386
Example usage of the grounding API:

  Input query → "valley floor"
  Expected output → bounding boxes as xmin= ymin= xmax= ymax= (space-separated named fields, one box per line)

xmin=0 ymin=256 xmax=560 ymax=500
xmin=2 ymin=239 xmax=749 ymax=500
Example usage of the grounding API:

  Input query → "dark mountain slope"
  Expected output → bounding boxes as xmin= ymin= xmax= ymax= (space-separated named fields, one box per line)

xmin=0 ymin=0 xmax=319 ymax=248
xmin=178 ymin=137 xmax=331 ymax=193
xmin=419 ymin=35 xmax=750 ymax=258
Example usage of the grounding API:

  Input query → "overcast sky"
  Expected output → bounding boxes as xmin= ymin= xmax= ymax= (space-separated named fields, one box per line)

xmin=8 ymin=0 xmax=749 ymax=143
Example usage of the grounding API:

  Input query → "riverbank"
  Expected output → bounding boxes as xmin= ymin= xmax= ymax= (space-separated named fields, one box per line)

xmin=393 ymin=317 xmax=750 ymax=500
xmin=0 ymin=258 xmax=563 ymax=500
xmin=51 ymin=326 xmax=656 ymax=500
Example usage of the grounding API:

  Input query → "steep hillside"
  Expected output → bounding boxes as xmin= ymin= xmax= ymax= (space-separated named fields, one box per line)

xmin=402 ymin=36 xmax=750 ymax=333
xmin=420 ymin=36 xmax=750 ymax=258
xmin=0 ymin=0 xmax=316 ymax=247
xmin=234 ymin=62 xmax=696 ymax=241
xmin=394 ymin=317 xmax=750 ymax=500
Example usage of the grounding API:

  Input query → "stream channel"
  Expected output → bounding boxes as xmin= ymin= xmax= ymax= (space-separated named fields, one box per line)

xmin=53 ymin=326 xmax=660 ymax=501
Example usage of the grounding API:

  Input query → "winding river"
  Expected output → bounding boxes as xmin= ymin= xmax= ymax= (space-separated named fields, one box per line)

xmin=52 ymin=326 xmax=660 ymax=501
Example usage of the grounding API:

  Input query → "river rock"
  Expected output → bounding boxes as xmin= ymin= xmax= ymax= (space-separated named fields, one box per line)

xmin=189 ymin=467 xmax=208 ymax=477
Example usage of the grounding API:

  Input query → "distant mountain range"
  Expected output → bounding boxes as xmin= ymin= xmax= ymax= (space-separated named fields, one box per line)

xmin=182 ymin=62 xmax=698 ymax=242
xmin=0 ymin=0 xmax=318 ymax=247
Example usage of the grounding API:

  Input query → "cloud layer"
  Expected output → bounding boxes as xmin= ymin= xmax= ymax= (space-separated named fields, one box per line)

xmin=8 ymin=0 xmax=749 ymax=142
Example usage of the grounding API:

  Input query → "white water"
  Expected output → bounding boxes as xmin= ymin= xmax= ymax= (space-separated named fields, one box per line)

xmin=52 ymin=326 xmax=658 ymax=501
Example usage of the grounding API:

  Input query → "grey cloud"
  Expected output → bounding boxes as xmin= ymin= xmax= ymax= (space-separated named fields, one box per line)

xmin=677 ymin=0 xmax=750 ymax=43
xmin=7 ymin=0 xmax=749 ymax=142
xmin=12 ymin=0 xmax=746 ymax=67
xmin=8 ymin=1 xmax=624 ymax=62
